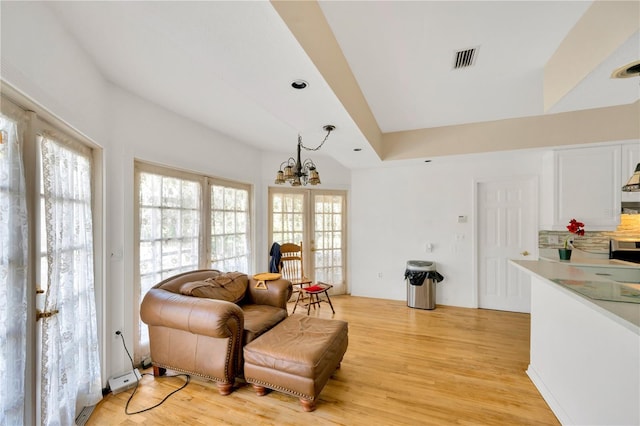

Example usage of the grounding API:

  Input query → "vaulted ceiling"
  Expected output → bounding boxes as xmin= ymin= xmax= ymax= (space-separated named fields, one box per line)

xmin=47 ymin=1 xmax=639 ymax=169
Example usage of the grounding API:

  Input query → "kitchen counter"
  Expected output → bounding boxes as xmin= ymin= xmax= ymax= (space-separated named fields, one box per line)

xmin=512 ymin=259 xmax=640 ymax=333
xmin=512 ymin=259 xmax=640 ymax=426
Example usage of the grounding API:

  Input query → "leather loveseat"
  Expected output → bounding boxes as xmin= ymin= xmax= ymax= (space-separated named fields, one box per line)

xmin=140 ymin=269 xmax=292 ymax=395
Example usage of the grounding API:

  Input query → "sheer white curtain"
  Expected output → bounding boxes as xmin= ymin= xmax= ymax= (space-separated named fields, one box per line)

xmin=0 ymin=113 xmax=28 ymax=425
xmin=40 ymin=134 xmax=101 ymax=425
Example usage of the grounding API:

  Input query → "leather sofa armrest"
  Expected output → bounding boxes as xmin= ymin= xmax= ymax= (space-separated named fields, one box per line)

xmin=140 ymin=288 xmax=244 ymax=338
xmin=246 ymin=278 xmax=292 ymax=309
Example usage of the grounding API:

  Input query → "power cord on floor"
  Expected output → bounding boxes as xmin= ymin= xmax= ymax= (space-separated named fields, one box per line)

xmin=115 ymin=331 xmax=190 ymax=415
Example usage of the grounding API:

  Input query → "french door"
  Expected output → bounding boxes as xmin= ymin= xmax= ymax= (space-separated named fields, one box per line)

xmin=269 ymin=188 xmax=347 ymax=294
xmin=1 ymin=93 xmax=103 ymax=425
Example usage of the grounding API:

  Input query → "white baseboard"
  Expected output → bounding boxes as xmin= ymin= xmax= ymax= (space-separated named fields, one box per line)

xmin=526 ymin=365 xmax=571 ymax=425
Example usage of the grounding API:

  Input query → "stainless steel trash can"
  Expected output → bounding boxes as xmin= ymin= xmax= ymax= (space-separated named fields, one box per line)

xmin=405 ymin=260 xmax=443 ymax=310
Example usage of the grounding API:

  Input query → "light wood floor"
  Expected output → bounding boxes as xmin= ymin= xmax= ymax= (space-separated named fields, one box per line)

xmin=88 ymin=296 xmax=559 ymax=425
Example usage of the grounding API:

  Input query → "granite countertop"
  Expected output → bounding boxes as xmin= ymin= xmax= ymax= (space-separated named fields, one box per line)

xmin=512 ymin=259 xmax=640 ymax=334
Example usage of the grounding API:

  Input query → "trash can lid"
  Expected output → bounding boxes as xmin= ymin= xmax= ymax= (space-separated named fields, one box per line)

xmin=406 ymin=260 xmax=436 ymax=271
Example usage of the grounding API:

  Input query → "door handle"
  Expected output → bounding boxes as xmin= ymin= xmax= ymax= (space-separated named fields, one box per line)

xmin=520 ymin=250 xmax=530 ymax=256
xmin=36 ymin=309 xmax=59 ymax=321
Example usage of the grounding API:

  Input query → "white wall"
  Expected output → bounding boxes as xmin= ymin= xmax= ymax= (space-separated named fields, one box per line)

xmin=1 ymin=1 xmax=108 ymax=144
xmin=349 ymin=151 xmax=544 ymax=307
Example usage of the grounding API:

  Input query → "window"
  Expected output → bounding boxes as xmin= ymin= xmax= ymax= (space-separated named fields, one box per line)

xmin=138 ymin=172 xmax=202 ymax=298
xmin=210 ymin=183 xmax=250 ymax=272
xmin=134 ymin=162 xmax=252 ymax=356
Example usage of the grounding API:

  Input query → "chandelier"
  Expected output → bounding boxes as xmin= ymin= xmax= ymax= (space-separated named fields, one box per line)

xmin=274 ymin=125 xmax=335 ymax=186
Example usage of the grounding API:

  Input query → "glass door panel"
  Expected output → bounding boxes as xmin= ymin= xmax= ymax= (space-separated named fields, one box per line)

xmin=270 ymin=190 xmax=307 ymax=246
xmin=312 ymin=193 xmax=345 ymax=291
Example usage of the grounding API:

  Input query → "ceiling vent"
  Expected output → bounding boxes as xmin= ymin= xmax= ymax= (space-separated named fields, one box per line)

xmin=453 ymin=47 xmax=478 ymax=70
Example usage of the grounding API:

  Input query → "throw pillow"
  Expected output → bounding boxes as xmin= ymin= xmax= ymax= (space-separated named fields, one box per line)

xmin=179 ymin=272 xmax=248 ymax=303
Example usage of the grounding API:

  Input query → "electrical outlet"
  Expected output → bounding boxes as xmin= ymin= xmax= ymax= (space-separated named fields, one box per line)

xmin=114 ymin=329 xmax=122 ymax=340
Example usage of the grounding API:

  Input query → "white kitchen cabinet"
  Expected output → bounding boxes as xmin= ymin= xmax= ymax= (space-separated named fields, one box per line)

xmin=541 ymin=144 xmax=621 ymax=230
xmin=621 ymin=141 xmax=640 ymax=202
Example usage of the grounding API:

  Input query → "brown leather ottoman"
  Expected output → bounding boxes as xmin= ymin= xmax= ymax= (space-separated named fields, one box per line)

xmin=243 ymin=314 xmax=348 ymax=412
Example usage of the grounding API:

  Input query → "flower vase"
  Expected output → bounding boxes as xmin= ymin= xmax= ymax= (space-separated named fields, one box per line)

xmin=558 ymin=248 xmax=572 ymax=261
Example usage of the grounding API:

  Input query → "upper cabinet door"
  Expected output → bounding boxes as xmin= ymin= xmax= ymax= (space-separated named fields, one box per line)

xmin=621 ymin=142 xmax=640 ymax=203
xmin=554 ymin=145 xmax=621 ymax=230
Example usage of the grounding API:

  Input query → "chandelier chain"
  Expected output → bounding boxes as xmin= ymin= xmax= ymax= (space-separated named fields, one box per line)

xmin=299 ymin=128 xmax=332 ymax=152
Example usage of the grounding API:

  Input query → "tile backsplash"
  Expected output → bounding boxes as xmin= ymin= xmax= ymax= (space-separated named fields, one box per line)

xmin=617 ymin=214 xmax=640 ymax=236
xmin=538 ymin=214 xmax=640 ymax=253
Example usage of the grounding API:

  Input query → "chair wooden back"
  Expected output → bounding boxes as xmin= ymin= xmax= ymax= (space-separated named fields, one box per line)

xmin=279 ymin=241 xmax=311 ymax=285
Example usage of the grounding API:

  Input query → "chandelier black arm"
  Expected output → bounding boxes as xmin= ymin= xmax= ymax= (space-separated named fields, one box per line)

xmin=278 ymin=157 xmax=296 ymax=170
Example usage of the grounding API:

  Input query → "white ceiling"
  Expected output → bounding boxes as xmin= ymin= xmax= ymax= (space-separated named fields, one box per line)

xmin=46 ymin=1 xmax=639 ymax=169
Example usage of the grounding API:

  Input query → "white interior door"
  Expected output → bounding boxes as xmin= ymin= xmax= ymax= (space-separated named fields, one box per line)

xmin=477 ymin=177 xmax=537 ymax=313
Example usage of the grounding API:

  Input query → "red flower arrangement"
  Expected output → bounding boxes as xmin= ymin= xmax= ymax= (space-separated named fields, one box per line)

xmin=565 ymin=218 xmax=585 ymax=248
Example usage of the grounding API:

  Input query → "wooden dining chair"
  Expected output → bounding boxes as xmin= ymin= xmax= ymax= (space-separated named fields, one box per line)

xmin=279 ymin=241 xmax=312 ymax=297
